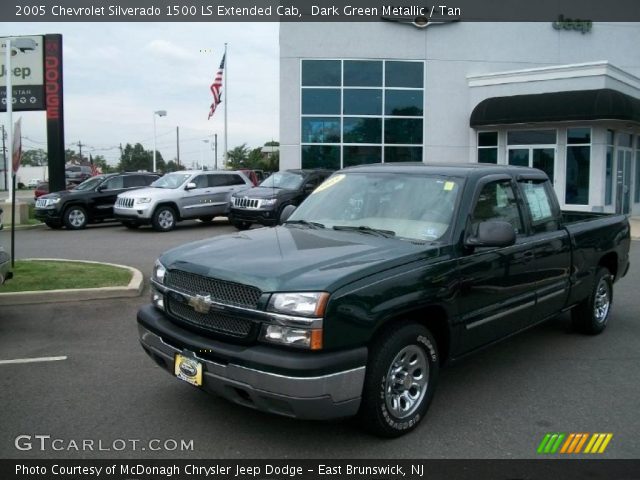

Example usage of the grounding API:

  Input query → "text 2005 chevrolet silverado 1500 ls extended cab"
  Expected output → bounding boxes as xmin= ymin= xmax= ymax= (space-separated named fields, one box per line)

xmin=137 ymin=163 xmax=630 ymax=437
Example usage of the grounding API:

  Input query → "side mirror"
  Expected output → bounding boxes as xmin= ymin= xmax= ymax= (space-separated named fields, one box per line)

xmin=96 ymin=185 xmax=106 ymax=192
xmin=185 ymin=182 xmax=197 ymax=190
xmin=279 ymin=204 xmax=297 ymax=224
xmin=465 ymin=220 xmax=516 ymax=249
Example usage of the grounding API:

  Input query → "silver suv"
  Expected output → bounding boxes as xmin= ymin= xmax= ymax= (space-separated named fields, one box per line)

xmin=114 ymin=170 xmax=252 ymax=231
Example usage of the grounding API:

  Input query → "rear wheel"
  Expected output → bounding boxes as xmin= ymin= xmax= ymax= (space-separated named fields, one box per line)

xmin=152 ymin=206 xmax=177 ymax=232
xmin=571 ymin=267 xmax=613 ymax=335
xmin=358 ymin=323 xmax=439 ymax=437
xmin=63 ymin=206 xmax=88 ymax=230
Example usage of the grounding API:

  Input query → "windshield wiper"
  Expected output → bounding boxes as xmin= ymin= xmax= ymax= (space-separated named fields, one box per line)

xmin=332 ymin=225 xmax=396 ymax=238
xmin=285 ymin=219 xmax=325 ymax=229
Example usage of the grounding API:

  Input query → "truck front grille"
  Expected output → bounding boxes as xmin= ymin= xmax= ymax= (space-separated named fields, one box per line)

xmin=167 ymin=298 xmax=254 ymax=338
xmin=166 ymin=270 xmax=262 ymax=309
xmin=116 ymin=197 xmax=135 ymax=208
xmin=233 ymin=197 xmax=260 ymax=209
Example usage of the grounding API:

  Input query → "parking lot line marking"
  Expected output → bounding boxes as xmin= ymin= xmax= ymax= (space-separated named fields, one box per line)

xmin=0 ymin=356 xmax=67 ymax=365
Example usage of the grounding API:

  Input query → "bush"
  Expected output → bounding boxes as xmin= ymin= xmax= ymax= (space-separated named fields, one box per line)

xmin=17 ymin=182 xmax=26 ymax=189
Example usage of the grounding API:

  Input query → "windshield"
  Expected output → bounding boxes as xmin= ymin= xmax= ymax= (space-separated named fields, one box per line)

xmin=289 ymin=172 xmax=462 ymax=242
xmin=151 ymin=173 xmax=191 ymax=189
xmin=259 ymin=171 xmax=304 ymax=190
xmin=73 ymin=176 xmax=104 ymax=191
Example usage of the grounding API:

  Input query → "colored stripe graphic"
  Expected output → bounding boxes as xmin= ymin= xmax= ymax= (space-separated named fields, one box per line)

xmin=539 ymin=433 xmax=613 ymax=454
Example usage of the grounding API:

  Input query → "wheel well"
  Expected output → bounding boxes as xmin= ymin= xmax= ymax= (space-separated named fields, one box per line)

xmin=371 ymin=306 xmax=451 ymax=365
xmin=599 ymin=252 xmax=618 ymax=280
xmin=154 ymin=202 xmax=181 ymax=221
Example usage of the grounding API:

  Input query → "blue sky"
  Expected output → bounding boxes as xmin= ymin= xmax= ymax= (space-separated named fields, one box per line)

xmin=1 ymin=22 xmax=279 ymax=167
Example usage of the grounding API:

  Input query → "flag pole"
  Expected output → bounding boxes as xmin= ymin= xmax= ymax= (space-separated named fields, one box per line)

xmin=223 ymin=42 xmax=228 ymax=169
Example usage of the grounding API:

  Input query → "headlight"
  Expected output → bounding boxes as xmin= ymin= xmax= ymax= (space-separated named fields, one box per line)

xmin=152 ymin=260 xmax=166 ymax=284
xmin=260 ymin=325 xmax=322 ymax=350
xmin=268 ymin=292 xmax=329 ymax=317
xmin=43 ymin=198 xmax=61 ymax=207
xmin=135 ymin=197 xmax=152 ymax=204
xmin=261 ymin=198 xmax=277 ymax=207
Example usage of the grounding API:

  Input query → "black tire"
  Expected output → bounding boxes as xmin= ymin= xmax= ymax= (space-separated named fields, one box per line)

xmin=358 ymin=323 xmax=439 ymax=437
xmin=63 ymin=206 xmax=88 ymax=230
xmin=571 ymin=267 xmax=613 ymax=335
xmin=231 ymin=220 xmax=251 ymax=231
xmin=122 ymin=221 xmax=140 ymax=230
xmin=45 ymin=221 xmax=63 ymax=230
xmin=152 ymin=206 xmax=177 ymax=232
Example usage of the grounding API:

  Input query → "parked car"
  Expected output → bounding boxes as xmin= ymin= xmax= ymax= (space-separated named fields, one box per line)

xmin=228 ymin=169 xmax=333 ymax=229
xmin=137 ymin=163 xmax=630 ymax=437
xmin=34 ymin=181 xmax=77 ymax=200
xmin=0 ymin=208 xmax=11 ymax=285
xmin=65 ymin=165 xmax=93 ymax=184
xmin=34 ymin=172 xmax=161 ymax=229
xmin=114 ymin=170 xmax=253 ymax=232
xmin=27 ymin=178 xmax=41 ymax=188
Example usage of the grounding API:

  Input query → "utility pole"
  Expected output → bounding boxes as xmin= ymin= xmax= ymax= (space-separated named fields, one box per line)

xmin=76 ymin=141 xmax=84 ymax=162
xmin=1 ymin=125 xmax=6 ymax=191
xmin=214 ymin=133 xmax=218 ymax=170
xmin=176 ymin=126 xmax=180 ymax=167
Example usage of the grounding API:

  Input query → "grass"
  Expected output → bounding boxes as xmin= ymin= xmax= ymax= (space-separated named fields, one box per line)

xmin=0 ymin=260 xmax=133 ymax=293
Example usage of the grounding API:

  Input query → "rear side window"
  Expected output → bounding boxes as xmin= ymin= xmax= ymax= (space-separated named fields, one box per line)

xmin=472 ymin=180 xmax=523 ymax=234
xmin=520 ymin=180 xmax=558 ymax=232
xmin=210 ymin=174 xmax=246 ymax=187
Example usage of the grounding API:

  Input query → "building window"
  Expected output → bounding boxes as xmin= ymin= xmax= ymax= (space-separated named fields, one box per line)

xmin=477 ymin=131 xmax=498 ymax=164
xmin=606 ymin=130 xmax=614 ymax=205
xmin=507 ymin=129 xmax=556 ymax=182
xmin=301 ymin=59 xmax=424 ymax=169
xmin=565 ymin=127 xmax=591 ymax=205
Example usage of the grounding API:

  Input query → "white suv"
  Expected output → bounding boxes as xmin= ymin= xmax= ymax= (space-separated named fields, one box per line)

xmin=114 ymin=170 xmax=252 ymax=231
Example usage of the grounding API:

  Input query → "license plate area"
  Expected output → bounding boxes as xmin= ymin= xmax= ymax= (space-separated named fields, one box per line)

xmin=174 ymin=354 xmax=203 ymax=387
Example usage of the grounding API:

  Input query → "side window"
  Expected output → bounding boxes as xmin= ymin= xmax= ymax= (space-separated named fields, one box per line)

xmin=520 ymin=180 xmax=558 ymax=233
xmin=123 ymin=175 xmax=144 ymax=188
xmin=472 ymin=180 xmax=522 ymax=233
xmin=193 ymin=175 xmax=209 ymax=189
xmin=103 ymin=176 xmax=124 ymax=190
xmin=208 ymin=175 xmax=226 ymax=187
xmin=228 ymin=174 xmax=246 ymax=186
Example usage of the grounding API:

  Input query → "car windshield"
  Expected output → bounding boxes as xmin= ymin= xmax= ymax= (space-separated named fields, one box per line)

xmin=73 ymin=176 xmax=104 ymax=191
xmin=151 ymin=173 xmax=191 ymax=189
xmin=289 ymin=172 xmax=462 ymax=242
xmin=259 ymin=171 xmax=304 ymax=190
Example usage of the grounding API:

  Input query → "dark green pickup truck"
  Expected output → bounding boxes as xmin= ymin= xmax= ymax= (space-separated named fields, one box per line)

xmin=137 ymin=163 xmax=630 ymax=437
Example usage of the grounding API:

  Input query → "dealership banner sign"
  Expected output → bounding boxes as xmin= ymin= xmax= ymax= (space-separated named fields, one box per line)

xmin=0 ymin=35 xmax=44 ymax=111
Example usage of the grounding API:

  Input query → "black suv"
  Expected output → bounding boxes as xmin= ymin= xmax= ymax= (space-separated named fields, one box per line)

xmin=228 ymin=169 xmax=332 ymax=229
xmin=35 ymin=172 xmax=160 ymax=229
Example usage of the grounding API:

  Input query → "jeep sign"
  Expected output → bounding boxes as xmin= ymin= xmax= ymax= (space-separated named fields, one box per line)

xmin=0 ymin=35 xmax=45 ymax=111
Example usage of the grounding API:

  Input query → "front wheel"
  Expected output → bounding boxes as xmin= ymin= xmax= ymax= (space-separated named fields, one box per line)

xmin=63 ymin=206 xmax=88 ymax=230
xmin=358 ymin=323 xmax=439 ymax=437
xmin=152 ymin=206 xmax=177 ymax=232
xmin=231 ymin=219 xmax=252 ymax=230
xmin=571 ymin=267 xmax=613 ymax=335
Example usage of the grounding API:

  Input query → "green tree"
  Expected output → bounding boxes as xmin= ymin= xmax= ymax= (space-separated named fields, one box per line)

xmin=165 ymin=160 xmax=180 ymax=172
xmin=90 ymin=155 xmax=113 ymax=174
xmin=21 ymin=149 xmax=48 ymax=166
xmin=225 ymin=143 xmax=250 ymax=170
xmin=117 ymin=143 xmax=164 ymax=172
xmin=65 ymin=148 xmax=82 ymax=164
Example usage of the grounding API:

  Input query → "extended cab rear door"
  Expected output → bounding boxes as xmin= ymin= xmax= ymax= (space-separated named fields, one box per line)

xmin=516 ymin=176 xmax=571 ymax=321
xmin=457 ymin=175 xmax=537 ymax=352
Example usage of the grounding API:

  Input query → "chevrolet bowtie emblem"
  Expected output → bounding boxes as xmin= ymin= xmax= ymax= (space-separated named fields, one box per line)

xmin=188 ymin=294 xmax=212 ymax=314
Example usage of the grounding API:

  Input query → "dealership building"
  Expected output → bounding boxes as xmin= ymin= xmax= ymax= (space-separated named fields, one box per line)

xmin=279 ymin=22 xmax=640 ymax=215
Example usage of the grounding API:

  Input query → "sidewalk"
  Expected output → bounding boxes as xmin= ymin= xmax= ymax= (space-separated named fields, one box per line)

xmin=630 ymin=216 xmax=640 ymax=240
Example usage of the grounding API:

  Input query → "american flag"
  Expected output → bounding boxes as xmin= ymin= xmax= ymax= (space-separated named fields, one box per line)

xmin=208 ymin=53 xmax=225 ymax=120
xmin=89 ymin=155 xmax=100 ymax=176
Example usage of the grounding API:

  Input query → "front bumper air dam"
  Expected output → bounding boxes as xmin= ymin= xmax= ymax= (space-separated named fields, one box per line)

xmin=137 ymin=306 xmax=366 ymax=420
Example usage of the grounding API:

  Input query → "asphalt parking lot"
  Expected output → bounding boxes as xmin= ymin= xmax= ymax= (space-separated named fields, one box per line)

xmin=0 ymin=221 xmax=639 ymax=459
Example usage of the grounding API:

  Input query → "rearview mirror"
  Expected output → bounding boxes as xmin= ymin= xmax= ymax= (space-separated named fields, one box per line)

xmin=185 ymin=182 xmax=197 ymax=190
xmin=465 ymin=220 xmax=516 ymax=249
xmin=279 ymin=204 xmax=297 ymax=224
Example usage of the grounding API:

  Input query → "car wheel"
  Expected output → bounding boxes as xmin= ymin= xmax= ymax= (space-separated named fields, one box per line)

xmin=152 ymin=206 xmax=177 ymax=232
xmin=231 ymin=220 xmax=251 ymax=230
xmin=358 ymin=323 xmax=439 ymax=437
xmin=45 ymin=221 xmax=63 ymax=230
xmin=122 ymin=221 xmax=140 ymax=230
xmin=571 ymin=267 xmax=613 ymax=335
xmin=63 ymin=206 xmax=88 ymax=230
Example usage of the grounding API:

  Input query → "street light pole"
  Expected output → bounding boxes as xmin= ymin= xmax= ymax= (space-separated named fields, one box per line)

xmin=5 ymin=38 xmax=13 ymax=203
xmin=152 ymin=110 xmax=167 ymax=172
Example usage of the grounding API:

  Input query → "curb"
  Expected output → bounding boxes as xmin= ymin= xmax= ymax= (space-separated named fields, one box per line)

xmin=0 ymin=258 xmax=144 ymax=306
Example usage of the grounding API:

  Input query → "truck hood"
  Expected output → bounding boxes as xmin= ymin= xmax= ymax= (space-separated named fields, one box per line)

xmin=159 ymin=225 xmax=442 ymax=293
xmin=232 ymin=186 xmax=296 ymax=200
